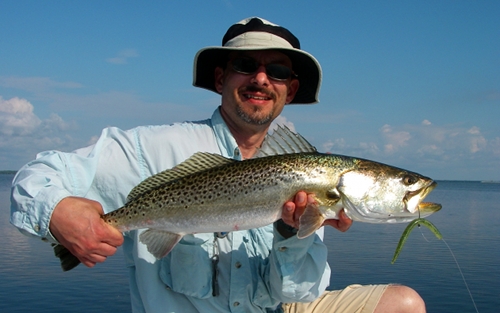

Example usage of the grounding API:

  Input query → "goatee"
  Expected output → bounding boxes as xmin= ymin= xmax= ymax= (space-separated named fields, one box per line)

xmin=236 ymin=85 xmax=276 ymax=125
xmin=236 ymin=104 xmax=274 ymax=125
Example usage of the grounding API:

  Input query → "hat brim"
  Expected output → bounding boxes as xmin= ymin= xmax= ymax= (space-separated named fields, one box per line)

xmin=193 ymin=46 xmax=322 ymax=104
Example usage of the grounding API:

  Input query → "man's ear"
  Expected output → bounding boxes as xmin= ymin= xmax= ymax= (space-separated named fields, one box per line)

xmin=286 ymin=79 xmax=300 ymax=104
xmin=214 ymin=67 xmax=225 ymax=93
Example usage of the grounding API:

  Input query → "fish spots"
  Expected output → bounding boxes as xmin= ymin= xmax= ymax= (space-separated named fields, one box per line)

xmin=109 ymin=154 xmax=337 ymax=230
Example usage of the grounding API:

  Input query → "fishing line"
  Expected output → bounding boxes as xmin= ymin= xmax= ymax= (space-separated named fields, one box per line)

xmin=418 ymin=227 xmax=479 ymax=313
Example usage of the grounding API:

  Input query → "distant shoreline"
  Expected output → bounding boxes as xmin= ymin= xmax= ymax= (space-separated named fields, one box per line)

xmin=0 ymin=170 xmax=17 ymax=175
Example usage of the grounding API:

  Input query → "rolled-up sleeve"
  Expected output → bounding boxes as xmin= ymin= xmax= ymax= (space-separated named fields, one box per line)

xmin=10 ymin=127 xmax=143 ymax=242
xmin=11 ymin=151 xmax=85 ymax=240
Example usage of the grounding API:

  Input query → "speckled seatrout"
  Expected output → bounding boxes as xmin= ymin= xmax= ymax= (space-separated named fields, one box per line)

xmin=54 ymin=126 xmax=441 ymax=271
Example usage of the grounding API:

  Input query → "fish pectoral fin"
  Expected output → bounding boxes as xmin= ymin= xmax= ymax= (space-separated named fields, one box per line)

xmin=139 ymin=229 xmax=183 ymax=259
xmin=297 ymin=201 xmax=325 ymax=239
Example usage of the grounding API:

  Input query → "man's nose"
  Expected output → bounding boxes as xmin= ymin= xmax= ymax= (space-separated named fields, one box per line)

xmin=251 ymin=65 xmax=270 ymax=86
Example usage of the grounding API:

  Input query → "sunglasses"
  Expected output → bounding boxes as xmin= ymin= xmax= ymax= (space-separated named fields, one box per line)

xmin=230 ymin=57 xmax=297 ymax=81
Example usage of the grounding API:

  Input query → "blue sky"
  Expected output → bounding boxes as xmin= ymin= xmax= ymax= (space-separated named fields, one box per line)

xmin=1 ymin=1 xmax=499 ymax=180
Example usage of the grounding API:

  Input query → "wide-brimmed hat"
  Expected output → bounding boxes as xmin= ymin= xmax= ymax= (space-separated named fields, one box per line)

xmin=193 ymin=17 xmax=322 ymax=104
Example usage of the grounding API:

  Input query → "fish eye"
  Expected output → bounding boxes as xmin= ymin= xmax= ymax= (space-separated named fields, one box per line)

xmin=402 ymin=174 xmax=419 ymax=186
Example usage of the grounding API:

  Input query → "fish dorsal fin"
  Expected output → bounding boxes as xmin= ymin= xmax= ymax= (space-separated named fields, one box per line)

xmin=127 ymin=152 xmax=236 ymax=201
xmin=254 ymin=125 xmax=317 ymax=158
xmin=169 ymin=152 xmax=235 ymax=178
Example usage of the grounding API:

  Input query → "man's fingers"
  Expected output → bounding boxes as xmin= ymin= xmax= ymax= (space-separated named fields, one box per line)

xmin=79 ymin=243 xmax=118 ymax=267
xmin=100 ymin=220 xmax=124 ymax=247
xmin=294 ymin=191 xmax=307 ymax=207
xmin=323 ymin=210 xmax=353 ymax=232
xmin=281 ymin=203 xmax=295 ymax=227
xmin=282 ymin=191 xmax=316 ymax=229
xmin=293 ymin=191 xmax=310 ymax=225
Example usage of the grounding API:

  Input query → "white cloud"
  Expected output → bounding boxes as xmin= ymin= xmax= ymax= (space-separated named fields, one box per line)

xmin=467 ymin=127 xmax=486 ymax=153
xmin=380 ymin=124 xmax=411 ymax=153
xmin=416 ymin=144 xmax=442 ymax=156
xmin=314 ymin=119 xmax=498 ymax=179
xmin=0 ymin=96 xmax=41 ymax=135
xmin=467 ymin=126 xmax=481 ymax=135
xmin=379 ymin=122 xmax=489 ymax=159
xmin=358 ymin=142 xmax=380 ymax=155
xmin=106 ymin=49 xmax=139 ymax=64
xmin=322 ymin=138 xmax=346 ymax=152
xmin=0 ymin=96 xmax=77 ymax=169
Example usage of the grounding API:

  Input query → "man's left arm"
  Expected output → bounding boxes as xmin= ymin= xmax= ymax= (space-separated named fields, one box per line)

xmin=269 ymin=191 xmax=352 ymax=303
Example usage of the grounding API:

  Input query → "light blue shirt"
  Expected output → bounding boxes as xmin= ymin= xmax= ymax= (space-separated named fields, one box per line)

xmin=10 ymin=108 xmax=331 ymax=313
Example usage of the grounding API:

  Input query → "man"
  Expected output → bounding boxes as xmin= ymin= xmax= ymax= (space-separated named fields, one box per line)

xmin=11 ymin=17 xmax=425 ymax=312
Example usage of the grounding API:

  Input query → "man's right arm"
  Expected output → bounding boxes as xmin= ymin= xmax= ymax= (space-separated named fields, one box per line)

xmin=10 ymin=127 xmax=143 ymax=267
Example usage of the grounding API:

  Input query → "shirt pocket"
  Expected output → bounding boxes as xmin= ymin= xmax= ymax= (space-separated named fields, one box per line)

xmin=159 ymin=235 xmax=213 ymax=299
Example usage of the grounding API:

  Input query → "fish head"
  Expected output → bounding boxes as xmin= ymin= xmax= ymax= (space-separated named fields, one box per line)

xmin=336 ymin=160 xmax=441 ymax=223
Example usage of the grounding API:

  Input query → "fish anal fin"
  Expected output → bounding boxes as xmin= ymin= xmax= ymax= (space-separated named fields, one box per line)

xmin=139 ymin=229 xmax=183 ymax=259
xmin=297 ymin=200 xmax=325 ymax=239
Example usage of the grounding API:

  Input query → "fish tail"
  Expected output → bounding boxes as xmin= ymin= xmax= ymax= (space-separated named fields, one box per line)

xmin=52 ymin=244 xmax=81 ymax=271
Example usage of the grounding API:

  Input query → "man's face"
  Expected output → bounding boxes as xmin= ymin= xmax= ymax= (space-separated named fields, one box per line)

xmin=215 ymin=50 xmax=299 ymax=128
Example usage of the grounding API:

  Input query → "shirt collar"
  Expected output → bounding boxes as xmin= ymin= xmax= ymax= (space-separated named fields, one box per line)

xmin=211 ymin=107 xmax=242 ymax=160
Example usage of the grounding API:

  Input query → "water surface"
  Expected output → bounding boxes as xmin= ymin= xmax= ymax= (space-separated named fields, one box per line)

xmin=1 ymin=175 xmax=498 ymax=312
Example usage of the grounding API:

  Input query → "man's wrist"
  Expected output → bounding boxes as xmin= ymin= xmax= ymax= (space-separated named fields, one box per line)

xmin=274 ymin=219 xmax=298 ymax=238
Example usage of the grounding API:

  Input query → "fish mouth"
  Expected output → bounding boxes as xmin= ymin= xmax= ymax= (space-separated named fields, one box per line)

xmin=417 ymin=181 xmax=442 ymax=215
xmin=417 ymin=201 xmax=442 ymax=215
xmin=405 ymin=180 xmax=441 ymax=214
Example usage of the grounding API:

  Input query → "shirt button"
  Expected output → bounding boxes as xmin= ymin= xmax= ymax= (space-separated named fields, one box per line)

xmin=278 ymin=246 xmax=288 ymax=252
xmin=233 ymin=302 xmax=240 ymax=307
xmin=34 ymin=224 xmax=40 ymax=232
xmin=235 ymin=261 xmax=242 ymax=269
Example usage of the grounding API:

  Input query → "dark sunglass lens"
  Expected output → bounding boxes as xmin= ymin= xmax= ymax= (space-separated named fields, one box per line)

xmin=232 ymin=58 xmax=294 ymax=80
xmin=266 ymin=64 xmax=292 ymax=80
xmin=232 ymin=58 xmax=258 ymax=74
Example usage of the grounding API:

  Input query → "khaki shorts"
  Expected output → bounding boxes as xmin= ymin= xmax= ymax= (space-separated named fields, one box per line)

xmin=282 ymin=284 xmax=388 ymax=313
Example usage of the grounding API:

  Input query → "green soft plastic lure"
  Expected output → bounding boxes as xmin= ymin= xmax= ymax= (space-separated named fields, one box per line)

xmin=392 ymin=218 xmax=442 ymax=264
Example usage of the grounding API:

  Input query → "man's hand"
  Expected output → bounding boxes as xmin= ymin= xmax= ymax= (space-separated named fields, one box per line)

xmin=282 ymin=191 xmax=352 ymax=233
xmin=49 ymin=196 xmax=124 ymax=268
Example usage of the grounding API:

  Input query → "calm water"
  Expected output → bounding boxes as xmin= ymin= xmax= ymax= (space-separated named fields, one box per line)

xmin=1 ymin=174 xmax=499 ymax=312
